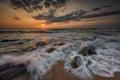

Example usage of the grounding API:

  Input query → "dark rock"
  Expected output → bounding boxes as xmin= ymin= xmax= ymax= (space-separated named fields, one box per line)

xmin=78 ymin=46 xmax=96 ymax=56
xmin=115 ymin=47 xmax=120 ymax=51
xmin=0 ymin=63 xmax=26 ymax=80
xmin=54 ymin=42 xmax=65 ymax=46
xmin=1 ymin=39 xmax=19 ymax=42
xmin=0 ymin=50 xmax=23 ymax=56
xmin=46 ymin=46 xmax=56 ymax=53
xmin=71 ymin=56 xmax=81 ymax=68
xmin=21 ymin=46 xmax=36 ymax=52
xmin=36 ymin=41 xmax=47 ymax=47
xmin=87 ymin=60 xmax=92 ymax=66
xmin=12 ymin=73 xmax=30 ymax=80
xmin=57 ymin=42 xmax=65 ymax=46
xmin=17 ymin=42 xmax=24 ymax=45
xmin=0 ymin=63 xmax=18 ymax=72
xmin=106 ymin=39 xmax=120 ymax=42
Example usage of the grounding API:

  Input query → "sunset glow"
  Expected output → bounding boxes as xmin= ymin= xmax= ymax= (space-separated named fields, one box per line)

xmin=0 ymin=0 xmax=120 ymax=80
xmin=0 ymin=0 xmax=120 ymax=29
xmin=41 ymin=24 xmax=48 ymax=30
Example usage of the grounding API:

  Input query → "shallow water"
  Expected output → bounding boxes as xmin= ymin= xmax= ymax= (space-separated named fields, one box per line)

xmin=0 ymin=28 xmax=120 ymax=80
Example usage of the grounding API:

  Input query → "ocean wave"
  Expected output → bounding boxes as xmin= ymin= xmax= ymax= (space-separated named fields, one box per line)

xmin=0 ymin=29 xmax=120 ymax=80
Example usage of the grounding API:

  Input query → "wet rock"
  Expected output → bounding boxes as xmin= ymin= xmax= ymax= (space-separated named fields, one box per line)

xmin=21 ymin=46 xmax=36 ymax=52
xmin=78 ymin=45 xmax=96 ymax=56
xmin=0 ymin=50 xmax=23 ymax=56
xmin=1 ymin=39 xmax=19 ymax=42
xmin=17 ymin=42 xmax=24 ymax=45
xmin=71 ymin=56 xmax=81 ymax=68
xmin=46 ymin=46 xmax=56 ymax=53
xmin=57 ymin=42 xmax=65 ymax=46
xmin=54 ymin=42 xmax=65 ymax=46
xmin=87 ymin=60 xmax=92 ymax=66
xmin=12 ymin=73 xmax=30 ymax=80
xmin=0 ymin=63 xmax=26 ymax=80
xmin=80 ymin=36 xmax=97 ymax=41
xmin=106 ymin=39 xmax=120 ymax=42
xmin=115 ymin=47 xmax=120 ymax=51
xmin=36 ymin=41 xmax=47 ymax=47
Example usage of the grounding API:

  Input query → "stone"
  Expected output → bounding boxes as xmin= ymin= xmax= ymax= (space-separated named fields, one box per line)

xmin=21 ymin=46 xmax=36 ymax=52
xmin=71 ymin=56 xmax=81 ymax=68
xmin=54 ymin=42 xmax=65 ymax=46
xmin=78 ymin=46 xmax=96 ymax=56
xmin=0 ymin=63 xmax=26 ymax=80
xmin=36 ymin=41 xmax=47 ymax=47
xmin=57 ymin=42 xmax=65 ymax=46
xmin=46 ymin=46 xmax=56 ymax=53
xmin=1 ymin=39 xmax=19 ymax=42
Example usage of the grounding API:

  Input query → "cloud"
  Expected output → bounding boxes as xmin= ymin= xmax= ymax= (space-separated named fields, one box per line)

xmin=34 ymin=10 xmax=86 ymax=23
xmin=103 ymin=5 xmax=112 ymax=8
xmin=14 ymin=16 xmax=20 ymax=20
xmin=91 ymin=4 xmax=112 ymax=11
xmin=92 ymin=8 xmax=101 ymax=11
xmin=83 ymin=19 xmax=96 ymax=22
xmin=10 ymin=1 xmax=120 ymax=24
xmin=10 ymin=0 xmax=70 ymax=12
xmin=84 ymin=11 xmax=120 ymax=18
xmin=34 ymin=9 xmax=120 ymax=23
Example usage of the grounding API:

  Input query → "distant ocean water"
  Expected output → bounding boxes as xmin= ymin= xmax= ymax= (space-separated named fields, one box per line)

xmin=0 ymin=28 xmax=120 ymax=80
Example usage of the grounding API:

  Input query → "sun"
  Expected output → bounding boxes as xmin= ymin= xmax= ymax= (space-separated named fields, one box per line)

xmin=41 ymin=24 xmax=45 ymax=27
xmin=41 ymin=24 xmax=47 ymax=29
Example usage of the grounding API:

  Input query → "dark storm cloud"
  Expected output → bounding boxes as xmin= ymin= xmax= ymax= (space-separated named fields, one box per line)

xmin=92 ymin=8 xmax=101 ymax=11
xmin=34 ymin=8 xmax=120 ymax=23
xmin=103 ymin=5 xmax=112 ymax=8
xmin=34 ymin=10 xmax=86 ymax=23
xmin=84 ymin=11 xmax=120 ymax=19
xmin=10 ymin=0 xmax=70 ymax=12
xmin=10 ymin=0 xmax=120 ymax=24
xmin=91 ymin=4 xmax=112 ymax=11
xmin=34 ymin=11 xmax=120 ymax=23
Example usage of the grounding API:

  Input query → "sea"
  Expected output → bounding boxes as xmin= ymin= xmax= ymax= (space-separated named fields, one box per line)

xmin=0 ymin=27 xmax=120 ymax=80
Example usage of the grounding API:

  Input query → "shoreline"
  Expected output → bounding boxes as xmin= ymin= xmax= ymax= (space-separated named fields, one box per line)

xmin=2 ymin=61 xmax=120 ymax=80
xmin=46 ymin=61 xmax=120 ymax=80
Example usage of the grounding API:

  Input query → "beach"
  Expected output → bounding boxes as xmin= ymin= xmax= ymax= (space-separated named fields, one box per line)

xmin=0 ymin=28 xmax=120 ymax=80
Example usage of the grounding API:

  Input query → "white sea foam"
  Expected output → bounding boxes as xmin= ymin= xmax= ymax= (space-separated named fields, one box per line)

xmin=0 ymin=30 xmax=120 ymax=80
xmin=64 ymin=41 xmax=120 ymax=80
xmin=0 ymin=51 xmax=63 ymax=80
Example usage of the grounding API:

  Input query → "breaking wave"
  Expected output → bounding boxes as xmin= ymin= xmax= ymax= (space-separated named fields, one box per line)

xmin=0 ymin=29 xmax=120 ymax=80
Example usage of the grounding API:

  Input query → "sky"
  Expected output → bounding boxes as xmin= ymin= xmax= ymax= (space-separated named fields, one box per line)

xmin=0 ymin=0 xmax=120 ymax=29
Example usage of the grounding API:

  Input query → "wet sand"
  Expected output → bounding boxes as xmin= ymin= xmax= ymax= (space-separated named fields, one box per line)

xmin=46 ymin=62 xmax=79 ymax=80
xmin=12 ymin=61 xmax=120 ymax=80
xmin=46 ymin=62 xmax=120 ymax=80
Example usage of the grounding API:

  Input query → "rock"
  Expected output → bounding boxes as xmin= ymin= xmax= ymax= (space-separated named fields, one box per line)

xmin=0 ymin=63 xmax=26 ymax=80
xmin=54 ymin=42 xmax=65 ymax=46
xmin=1 ymin=39 xmax=19 ymax=42
xmin=17 ymin=42 xmax=24 ymax=45
xmin=58 ymin=42 xmax=65 ymax=46
xmin=36 ymin=41 xmax=47 ymax=47
xmin=115 ymin=48 xmax=120 ymax=51
xmin=0 ymin=63 xmax=18 ymax=72
xmin=78 ymin=46 xmax=96 ymax=56
xmin=46 ymin=46 xmax=56 ymax=53
xmin=0 ymin=50 xmax=22 ymax=56
xmin=21 ymin=46 xmax=36 ymax=52
xmin=87 ymin=60 xmax=92 ymax=66
xmin=71 ymin=56 xmax=81 ymax=68
xmin=12 ymin=73 xmax=30 ymax=80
